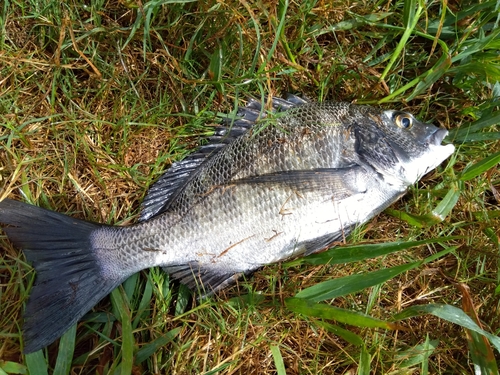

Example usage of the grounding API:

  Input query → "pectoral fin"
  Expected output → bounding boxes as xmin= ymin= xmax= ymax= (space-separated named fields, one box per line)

xmin=232 ymin=167 xmax=368 ymax=200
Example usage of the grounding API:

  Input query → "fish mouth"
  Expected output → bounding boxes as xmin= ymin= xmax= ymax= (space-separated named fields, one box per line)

xmin=427 ymin=127 xmax=449 ymax=146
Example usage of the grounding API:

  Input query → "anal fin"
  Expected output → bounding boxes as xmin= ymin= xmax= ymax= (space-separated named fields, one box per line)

xmin=163 ymin=263 xmax=246 ymax=297
xmin=300 ymin=226 xmax=354 ymax=256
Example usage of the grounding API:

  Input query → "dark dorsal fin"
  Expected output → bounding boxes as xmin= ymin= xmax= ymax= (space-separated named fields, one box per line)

xmin=139 ymin=95 xmax=309 ymax=222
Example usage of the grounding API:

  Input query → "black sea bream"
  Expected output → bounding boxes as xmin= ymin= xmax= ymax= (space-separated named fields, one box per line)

xmin=0 ymin=95 xmax=455 ymax=353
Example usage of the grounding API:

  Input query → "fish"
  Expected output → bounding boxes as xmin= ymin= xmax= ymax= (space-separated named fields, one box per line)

xmin=0 ymin=95 xmax=455 ymax=353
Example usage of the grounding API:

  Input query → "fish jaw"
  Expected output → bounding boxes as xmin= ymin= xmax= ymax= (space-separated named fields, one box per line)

xmin=400 ymin=130 xmax=455 ymax=186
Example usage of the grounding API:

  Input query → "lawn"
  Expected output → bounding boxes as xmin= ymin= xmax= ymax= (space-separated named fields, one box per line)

xmin=0 ymin=0 xmax=499 ymax=374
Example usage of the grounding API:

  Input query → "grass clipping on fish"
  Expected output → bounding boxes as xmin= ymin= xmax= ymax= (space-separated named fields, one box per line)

xmin=0 ymin=0 xmax=499 ymax=374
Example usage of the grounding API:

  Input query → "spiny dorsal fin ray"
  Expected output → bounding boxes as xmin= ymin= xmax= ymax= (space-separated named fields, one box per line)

xmin=139 ymin=95 xmax=309 ymax=221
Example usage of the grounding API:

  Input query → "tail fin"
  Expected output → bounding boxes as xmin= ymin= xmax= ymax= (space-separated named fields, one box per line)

xmin=0 ymin=199 xmax=123 ymax=353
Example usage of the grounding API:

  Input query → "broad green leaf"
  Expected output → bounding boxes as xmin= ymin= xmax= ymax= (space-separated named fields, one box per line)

xmin=53 ymin=324 xmax=76 ymax=375
xmin=393 ymin=304 xmax=500 ymax=353
xmin=459 ymin=151 xmax=500 ymax=181
xmin=286 ymin=298 xmax=398 ymax=329
xmin=295 ymin=262 xmax=421 ymax=302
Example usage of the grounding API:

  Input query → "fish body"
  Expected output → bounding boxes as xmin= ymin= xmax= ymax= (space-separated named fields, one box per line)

xmin=0 ymin=96 xmax=454 ymax=353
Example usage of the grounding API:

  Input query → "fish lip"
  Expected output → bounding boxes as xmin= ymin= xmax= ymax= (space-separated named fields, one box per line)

xmin=427 ymin=127 xmax=449 ymax=146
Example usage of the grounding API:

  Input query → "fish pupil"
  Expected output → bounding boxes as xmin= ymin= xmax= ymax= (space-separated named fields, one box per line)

xmin=401 ymin=117 xmax=411 ymax=128
xmin=394 ymin=113 xmax=412 ymax=129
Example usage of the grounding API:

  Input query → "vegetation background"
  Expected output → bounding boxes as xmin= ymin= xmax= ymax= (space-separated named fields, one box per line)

xmin=0 ymin=0 xmax=499 ymax=374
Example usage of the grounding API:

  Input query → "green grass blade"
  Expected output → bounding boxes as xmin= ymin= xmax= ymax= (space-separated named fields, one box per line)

xmin=330 ymin=11 xmax=393 ymax=31
xmin=295 ymin=261 xmax=422 ymax=302
xmin=451 ymin=132 xmax=500 ymax=142
xmin=374 ymin=25 xmax=451 ymax=103
xmin=467 ymin=329 xmax=500 ymax=375
xmin=379 ymin=1 xmax=424 ymax=81
xmin=123 ymin=273 xmax=139 ymax=303
xmin=24 ymin=351 xmax=48 ymax=375
xmin=402 ymin=0 xmax=417 ymax=28
xmin=428 ymin=183 xmax=461 ymax=222
xmin=399 ymin=336 xmax=438 ymax=371
xmin=110 ymin=287 xmax=135 ymax=375
xmin=286 ymin=298 xmax=398 ymax=329
xmin=459 ymin=151 xmax=500 ymax=181
xmin=53 ymin=324 xmax=76 ymax=375
xmin=450 ymin=27 xmax=500 ymax=64
xmin=483 ymin=226 xmax=499 ymax=250
xmin=406 ymin=52 xmax=452 ymax=101
xmin=357 ymin=346 xmax=371 ymax=375
xmin=386 ymin=184 xmax=460 ymax=227
xmin=134 ymin=327 xmax=181 ymax=364
xmin=209 ymin=43 xmax=223 ymax=94
xmin=270 ymin=345 xmax=286 ymax=375
xmin=121 ymin=10 xmax=144 ymax=52
xmin=2 ymin=0 xmax=499 ymax=372
xmin=0 ymin=361 xmax=26 ymax=374
xmin=460 ymin=283 xmax=500 ymax=374
xmin=259 ymin=0 xmax=288 ymax=73
xmin=449 ymin=110 xmax=500 ymax=142
xmin=392 ymin=304 xmax=500 ymax=353
xmin=315 ymin=321 xmax=365 ymax=347
xmin=133 ymin=275 xmax=153 ymax=329
xmin=175 ymin=284 xmax=191 ymax=316
xmin=287 ymin=237 xmax=459 ymax=267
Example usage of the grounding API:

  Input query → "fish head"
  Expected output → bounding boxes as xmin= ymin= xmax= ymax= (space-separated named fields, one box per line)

xmin=350 ymin=106 xmax=455 ymax=188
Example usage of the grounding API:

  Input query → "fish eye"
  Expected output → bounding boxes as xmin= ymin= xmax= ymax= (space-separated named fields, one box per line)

xmin=394 ymin=113 xmax=413 ymax=129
